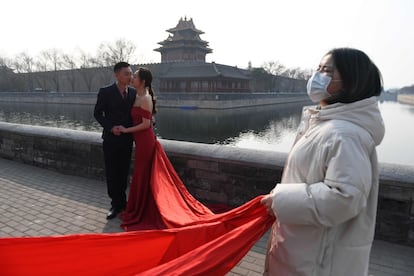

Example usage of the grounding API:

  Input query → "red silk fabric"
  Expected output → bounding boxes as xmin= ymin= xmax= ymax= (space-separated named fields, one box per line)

xmin=0 ymin=141 xmax=274 ymax=275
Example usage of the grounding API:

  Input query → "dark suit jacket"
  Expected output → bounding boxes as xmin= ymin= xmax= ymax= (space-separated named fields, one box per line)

xmin=94 ymin=83 xmax=136 ymax=141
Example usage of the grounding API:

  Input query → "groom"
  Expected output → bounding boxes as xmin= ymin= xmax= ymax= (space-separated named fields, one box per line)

xmin=94 ymin=62 xmax=136 ymax=219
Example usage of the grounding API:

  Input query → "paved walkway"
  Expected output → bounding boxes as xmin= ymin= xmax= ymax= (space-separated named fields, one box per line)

xmin=0 ymin=157 xmax=413 ymax=276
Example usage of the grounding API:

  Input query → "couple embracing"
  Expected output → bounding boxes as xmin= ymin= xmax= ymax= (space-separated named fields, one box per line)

xmin=94 ymin=62 xmax=164 ymax=230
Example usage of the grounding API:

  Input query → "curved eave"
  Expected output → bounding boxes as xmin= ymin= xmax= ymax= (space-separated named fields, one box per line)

xmin=167 ymin=27 xmax=204 ymax=34
xmin=155 ymin=45 xmax=212 ymax=52
xmin=158 ymin=39 xmax=210 ymax=46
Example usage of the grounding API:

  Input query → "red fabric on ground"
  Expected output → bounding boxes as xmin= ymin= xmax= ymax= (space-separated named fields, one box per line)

xmin=0 ymin=140 xmax=274 ymax=275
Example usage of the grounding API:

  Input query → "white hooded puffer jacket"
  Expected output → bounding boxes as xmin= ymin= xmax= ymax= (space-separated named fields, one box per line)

xmin=268 ymin=96 xmax=385 ymax=276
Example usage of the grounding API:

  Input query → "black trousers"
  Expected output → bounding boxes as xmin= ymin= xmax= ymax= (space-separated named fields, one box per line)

xmin=103 ymin=137 xmax=133 ymax=210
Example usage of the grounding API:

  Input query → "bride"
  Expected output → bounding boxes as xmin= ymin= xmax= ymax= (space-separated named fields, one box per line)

xmin=118 ymin=67 xmax=166 ymax=230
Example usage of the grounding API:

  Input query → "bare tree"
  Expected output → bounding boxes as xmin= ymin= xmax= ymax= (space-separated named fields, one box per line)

xmin=33 ymin=55 xmax=50 ymax=90
xmin=97 ymin=38 xmax=136 ymax=66
xmin=39 ymin=49 xmax=63 ymax=91
xmin=0 ymin=55 xmax=13 ymax=69
xmin=299 ymin=68 xmax=313 ymax=80
xmin=14 ymin=52 xmax=35 ymax=73
xmin=263 ymin=60 xmax=312 ymax=80
xmin=62 ymin=53 xmax=78 ymax=92
xmin=262 ymin=60 xmax=286 ymax=75
xmin=13 ymin=52 xmax=36 ymax=91
xmin=283 ymin=68 xmax=297 ymax=78
xmin=78 ymin=50 xmax=99 ymax=92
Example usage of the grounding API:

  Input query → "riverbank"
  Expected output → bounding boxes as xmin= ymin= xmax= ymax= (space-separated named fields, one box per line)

xmin=398 ymin=94 xmax=414 ymax=105
xmin=0 ymin=92 xmax=310 ymax=109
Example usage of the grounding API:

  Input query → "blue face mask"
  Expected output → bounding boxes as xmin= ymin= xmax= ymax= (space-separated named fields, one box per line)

xmin=306 ymin=71 xmax=333 ymax=103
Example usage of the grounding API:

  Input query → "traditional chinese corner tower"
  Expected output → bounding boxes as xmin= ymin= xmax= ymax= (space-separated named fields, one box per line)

xmin=155 ymin=17 xmax=212 ymax=63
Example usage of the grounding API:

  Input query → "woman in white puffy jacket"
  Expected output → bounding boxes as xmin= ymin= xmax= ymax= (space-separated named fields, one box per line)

xmin=261 ymin=48 xmax=385 ymax=276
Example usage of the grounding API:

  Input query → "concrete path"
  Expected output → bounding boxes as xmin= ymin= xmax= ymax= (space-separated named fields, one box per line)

xmin=1 ymin=158 xmax=413 ymax=276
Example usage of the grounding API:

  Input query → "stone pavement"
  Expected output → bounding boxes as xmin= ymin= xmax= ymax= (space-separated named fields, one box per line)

xmin=0 ymin=157 xmax=413 ymax=276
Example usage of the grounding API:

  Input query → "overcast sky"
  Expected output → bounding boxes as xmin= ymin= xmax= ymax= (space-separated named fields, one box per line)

xmin=1 ymin=0 xmax=413 ymax=88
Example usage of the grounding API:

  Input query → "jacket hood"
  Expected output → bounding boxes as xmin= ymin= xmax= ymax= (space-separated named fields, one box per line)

xmin=309 ymin=96 xmax=385 ymax=146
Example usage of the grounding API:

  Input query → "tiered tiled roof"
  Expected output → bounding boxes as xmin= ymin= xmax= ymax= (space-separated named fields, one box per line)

xmin=166 ymin=16 xmax=204 ymax=34
xmin=159 ymin=62 xmax=250 ymax=80
xmin=154 ymin=17 xmax=212 ymax=59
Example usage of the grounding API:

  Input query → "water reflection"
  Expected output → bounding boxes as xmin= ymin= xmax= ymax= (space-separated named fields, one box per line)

xmin=375 ymin=102 xmax=414 ymax=166
xmin=0 ymin=102 xmax=303 ymax=143
xmin=0 ymin=103 xmax=100 ymax=131
xmin=155 ymin=104 xmax=302 ymax=144
xmin=224 ymin=101 xmax=414 ymax=167
xmin=223 ymin=116 xmax=299 ymax=153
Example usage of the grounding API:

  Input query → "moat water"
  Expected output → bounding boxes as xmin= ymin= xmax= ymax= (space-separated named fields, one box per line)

xmin=0 ymin=101 xmax=413 ymax=166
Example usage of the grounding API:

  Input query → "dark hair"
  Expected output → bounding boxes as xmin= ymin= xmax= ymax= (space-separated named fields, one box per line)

xmin=113 ymin=62 xmax=130 ymax=73
xmin=137 ymin=67 xmax=157 ymax=114
xmin=326 ymin=48 xmax=383 ymax=104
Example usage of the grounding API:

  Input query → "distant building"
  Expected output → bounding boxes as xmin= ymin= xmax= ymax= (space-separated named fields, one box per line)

xmin=155 ymin=17 xmax=212 ymax=63
xmin=154 ymin=17 xmax=251 ymax=93
xmin=156 ymin=62 xmax=250 ymax=93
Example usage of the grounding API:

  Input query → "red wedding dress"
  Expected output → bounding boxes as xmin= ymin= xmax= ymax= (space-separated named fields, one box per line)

xmin=0 ymin=107 xmax=275 ymax=276
xmin=121 ymin=107 xmax=166 ymax=231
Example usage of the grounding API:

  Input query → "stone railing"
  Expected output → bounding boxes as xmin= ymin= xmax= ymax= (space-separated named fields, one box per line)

xmin=0 ymin=121 xmax=413 ymax=246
